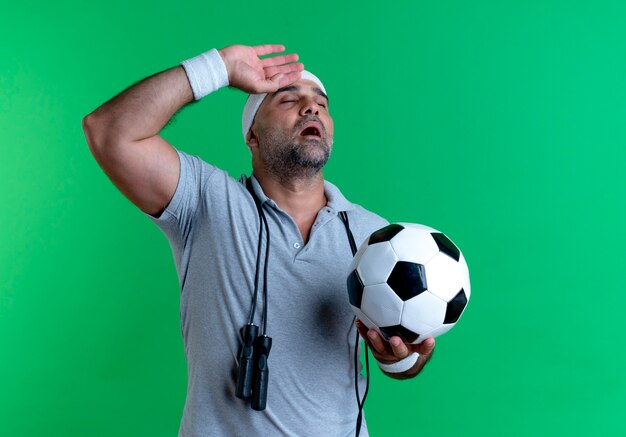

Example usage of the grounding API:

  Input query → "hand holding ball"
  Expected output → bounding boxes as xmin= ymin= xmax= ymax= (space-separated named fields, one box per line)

xmin=347 ymin=223 xmax=470 ymax=344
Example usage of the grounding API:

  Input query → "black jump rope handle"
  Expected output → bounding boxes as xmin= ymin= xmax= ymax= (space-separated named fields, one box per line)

xmin=235 ymin=324 xmax=259 ymax=399
xmin=251 ymin=335 xmax=272 ymax=411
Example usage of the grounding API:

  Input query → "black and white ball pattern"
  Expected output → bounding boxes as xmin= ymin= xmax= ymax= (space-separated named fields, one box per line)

xmin=347 ymin=223 xmax=471 ymax=344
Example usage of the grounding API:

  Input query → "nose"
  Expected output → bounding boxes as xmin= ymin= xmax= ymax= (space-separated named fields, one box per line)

xmin=299 ymin=97 xmax=321 ymax=116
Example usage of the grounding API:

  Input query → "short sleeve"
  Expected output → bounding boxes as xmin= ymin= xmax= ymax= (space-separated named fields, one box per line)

xmin=144 ymin=148 xmax=216 ymax=245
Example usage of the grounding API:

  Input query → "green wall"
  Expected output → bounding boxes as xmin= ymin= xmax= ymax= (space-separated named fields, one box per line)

xmin=2 ymin=0 xmax=625 ymax=435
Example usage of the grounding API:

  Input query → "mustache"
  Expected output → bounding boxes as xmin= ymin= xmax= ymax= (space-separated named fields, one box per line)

xmin=294 ymin=116 xmax=325 ymax=133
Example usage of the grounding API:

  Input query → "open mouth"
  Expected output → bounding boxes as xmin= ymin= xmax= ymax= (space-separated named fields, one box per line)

xmin=300 ymin=126 xmax=321 ymax=137
xmin=299 ymin=120 xmax=323 ymax=138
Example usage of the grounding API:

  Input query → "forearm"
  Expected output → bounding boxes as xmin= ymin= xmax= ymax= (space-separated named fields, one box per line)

xmin=85 ymin=66 xmax=194 ymax=144
xmin=80 ymin=44 xmax=297 ymax=217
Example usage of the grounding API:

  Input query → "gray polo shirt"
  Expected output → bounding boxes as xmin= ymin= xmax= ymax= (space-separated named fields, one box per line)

xmin=146 ymin=149 xmax=388 ymax=437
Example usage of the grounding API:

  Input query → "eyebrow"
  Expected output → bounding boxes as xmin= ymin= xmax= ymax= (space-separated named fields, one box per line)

xmin=270 ymin=85 xmax=329 ymax=103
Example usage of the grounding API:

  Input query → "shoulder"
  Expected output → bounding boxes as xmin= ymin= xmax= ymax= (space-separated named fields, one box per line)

xmin=176 ymin=149 xmax=219 ymax=182
xmin=347 ymin=203 xmax=389 ymax=242
xmin=324 ymin=179 xmax=389 ymax=242
xmin=346 ymin=205 xmax=388 ymax=248
xmin=169 ymin=148 xmax=255 ymax=219
xmin=176 ymin=149 xmax=248 ymax=193
xmin=350 ymin=204 xmax=389 ymax=230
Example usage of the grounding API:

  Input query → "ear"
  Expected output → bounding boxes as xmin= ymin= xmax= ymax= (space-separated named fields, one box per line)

xmin=246 ymin=122 xmax=259 ymax=149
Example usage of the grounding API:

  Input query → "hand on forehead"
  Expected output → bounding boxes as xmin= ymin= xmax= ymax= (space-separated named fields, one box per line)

xmin=241 ymin=71 xmax=327 ymax=140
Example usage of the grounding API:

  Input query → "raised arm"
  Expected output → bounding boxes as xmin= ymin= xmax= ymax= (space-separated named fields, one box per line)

xmin=81 ymin=44 xmax=303 ymax=217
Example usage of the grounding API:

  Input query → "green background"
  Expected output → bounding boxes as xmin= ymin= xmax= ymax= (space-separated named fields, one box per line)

xmin=2 ymin=0 xmax=625 ymax=435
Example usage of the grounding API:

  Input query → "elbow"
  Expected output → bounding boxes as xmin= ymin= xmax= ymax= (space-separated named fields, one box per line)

xmin=82 ymin=113 xmax=106 ymax=155
xmin=82 ymin=113 xmax=97 ymax=147
xmin=81 ymin=113 xmax=94 ymax=132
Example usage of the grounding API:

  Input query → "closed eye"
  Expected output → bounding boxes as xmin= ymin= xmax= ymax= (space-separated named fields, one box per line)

xmin=281 ymin=99 xmax=327 ymax=108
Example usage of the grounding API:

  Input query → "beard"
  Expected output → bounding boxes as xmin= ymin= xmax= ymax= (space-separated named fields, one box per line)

xmin=256 ymin=118 xmax=333 ymax=184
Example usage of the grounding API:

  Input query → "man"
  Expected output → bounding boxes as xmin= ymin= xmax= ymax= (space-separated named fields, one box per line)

xmin=82 ymin=43 xmax=435 ymax=436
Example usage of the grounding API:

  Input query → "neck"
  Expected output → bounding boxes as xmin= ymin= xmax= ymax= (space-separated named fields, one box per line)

xmin=253 ymin=167 xmax=327 ymax=243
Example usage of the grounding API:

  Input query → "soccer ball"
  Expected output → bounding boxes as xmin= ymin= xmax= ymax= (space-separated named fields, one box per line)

xmin=346 ymin=223 xmax=471 ymax=344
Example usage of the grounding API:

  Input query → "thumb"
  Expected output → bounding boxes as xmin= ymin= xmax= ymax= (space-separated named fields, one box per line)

xmin=413 ymin=337 xmax=435 ymax=356
xmin=422 ymin=338 xmax=435 ymax=354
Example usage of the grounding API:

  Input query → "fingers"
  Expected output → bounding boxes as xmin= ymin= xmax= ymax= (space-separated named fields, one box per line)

xmin=355 ymin=319 xmax=369 ymax=338
xmin=370 ymin=332 xmax=410 ymax=361
xmin=239 ymin=44 xmax=303 ymax=93
xmin=367 ymin=330 xmax=395 ymax=358
xmin=354 ymin=320 xmax=408 ymax=362
xmin=265 ymin=62 xmax=303 ymax=79
xmin=268 ymin=70 xmax=303 ymax=91
xmin=389 ymin=336 xmax=410 ymax=358
xmin=355 ymin=319 xmax=386 ymax=355
xmin=253 ymin=44 xmax=287 ymax=57
xmin=412 ymin=337 xmax=435 ymax=357
xmin=261 ymin=53 xmax=299 ymax=68
xmin=355 ymin=320 xmax=429 ymax=365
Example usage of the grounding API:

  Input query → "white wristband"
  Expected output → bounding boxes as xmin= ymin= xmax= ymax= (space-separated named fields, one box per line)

xmin=180 ymin=48 xmax=229 ymax=100
xmin=377 ymin=352 xmax=419 ymax=374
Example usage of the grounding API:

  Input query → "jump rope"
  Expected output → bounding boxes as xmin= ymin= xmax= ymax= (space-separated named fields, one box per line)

xmin=235 ymin=177 xmax=370 ymax=436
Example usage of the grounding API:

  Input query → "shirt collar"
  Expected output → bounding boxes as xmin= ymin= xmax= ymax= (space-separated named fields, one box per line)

xmin=323 ymin=179 xmax=356 ymax=212
xmin=240 ymin=174 xmax=356 ymax=212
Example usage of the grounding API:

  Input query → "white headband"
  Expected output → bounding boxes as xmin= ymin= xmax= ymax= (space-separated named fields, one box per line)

xmin=241 ymin=70 xmax=327 ymax=142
